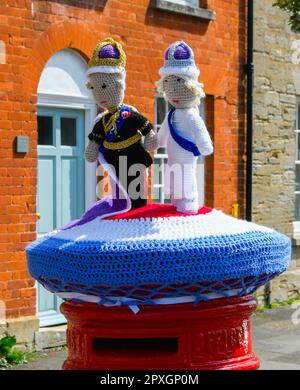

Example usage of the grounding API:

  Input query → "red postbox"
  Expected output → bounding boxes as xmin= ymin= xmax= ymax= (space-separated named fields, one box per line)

xmin=61 ymin=296 xmax=259 ymax=370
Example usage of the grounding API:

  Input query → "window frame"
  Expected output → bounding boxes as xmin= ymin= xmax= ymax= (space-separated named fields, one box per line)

xmin=150 ymin=0 xmax=216 ymax=21
xmin=153 ymin=94 xmax=171 ymax=204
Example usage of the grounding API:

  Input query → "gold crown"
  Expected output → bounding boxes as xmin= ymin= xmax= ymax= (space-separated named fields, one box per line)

xmin=88 ymin=37 xmax=126 ymax=70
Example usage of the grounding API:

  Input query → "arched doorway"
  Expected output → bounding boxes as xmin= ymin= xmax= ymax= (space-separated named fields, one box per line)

xmin=37 ymin=49 xmax=97 ymax=326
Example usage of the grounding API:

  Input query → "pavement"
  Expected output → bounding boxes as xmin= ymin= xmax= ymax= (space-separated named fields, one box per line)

xmin=7 ymin=304 xmax=300 ymax=370
xmin=252 ymin=304 xmax=300 ymax=370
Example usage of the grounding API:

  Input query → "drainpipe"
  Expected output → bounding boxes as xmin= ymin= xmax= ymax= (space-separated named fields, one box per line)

xmin=245 ymin=0 xmax=254 ymax=222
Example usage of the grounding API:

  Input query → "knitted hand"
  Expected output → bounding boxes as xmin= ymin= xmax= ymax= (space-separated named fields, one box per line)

xmin=85 ymin=140 xmax=99 ymax=163
xmin=144 ymin=129 xmax=158 ymax=151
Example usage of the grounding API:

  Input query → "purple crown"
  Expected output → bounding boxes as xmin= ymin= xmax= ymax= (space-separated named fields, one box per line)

xmin=98 ymin=44 xmax=120 ymax=59
xmin=165 ymin=42 xmax=192 ymax=60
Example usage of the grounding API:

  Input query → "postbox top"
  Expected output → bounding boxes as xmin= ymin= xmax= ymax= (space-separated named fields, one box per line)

xmin=26 ymin=203 xmax=291 ymax=309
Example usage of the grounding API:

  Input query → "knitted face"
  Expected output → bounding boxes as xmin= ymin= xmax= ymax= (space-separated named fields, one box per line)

xmin=87 ymin=72 xmax=125 ymax=109
xmin=162 ymin=75 xmax=200 ymax=109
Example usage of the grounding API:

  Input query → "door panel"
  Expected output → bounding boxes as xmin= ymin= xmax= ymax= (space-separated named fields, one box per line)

xmin=61 ymin=157 xmax=79 ymax=224
xmin=37 ymin=157 xmax=56 ymax=234
xmin=37 ymin=107 xmax=85 ymax=326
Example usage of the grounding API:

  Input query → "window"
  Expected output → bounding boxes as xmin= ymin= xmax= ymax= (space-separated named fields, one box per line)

xmin=38 ymin=115 xmax=53 ymax=145
xmin=153 ymin=95 xmax=206 ymax=204
xmin=151 ymin=0 xmax=216 ymax=21
xmin=168 ymin=0 xmax=199 ymax=6
xmin=61 ymin=117 xmax=77 ymax=146
xmin=295 ymin=101 xmax=300 ymax=221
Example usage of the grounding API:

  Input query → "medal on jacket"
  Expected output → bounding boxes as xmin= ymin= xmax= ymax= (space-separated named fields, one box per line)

xmin=102 ymin=105 xmax=132 ymax=147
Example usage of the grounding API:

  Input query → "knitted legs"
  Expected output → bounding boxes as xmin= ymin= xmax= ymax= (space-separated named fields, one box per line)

xmin=165 ymin=159 xmax=199 ymax=214
xmin=171 ymin=195 xmax=199 ymax=214
xmin=111 ymin=164 xmax=147 ymax=209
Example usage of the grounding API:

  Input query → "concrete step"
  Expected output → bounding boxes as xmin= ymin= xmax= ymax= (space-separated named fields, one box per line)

xmin=35 ymin=325 xmax=67 ymax=351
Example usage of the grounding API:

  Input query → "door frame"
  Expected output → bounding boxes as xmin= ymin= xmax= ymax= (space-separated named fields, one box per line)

xmin=36 ymin=93 xmax=97 ymax=326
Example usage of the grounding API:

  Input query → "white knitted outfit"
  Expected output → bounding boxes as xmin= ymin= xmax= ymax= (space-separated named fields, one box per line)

xmin=158 ymin=106 xmax=213 ymax=213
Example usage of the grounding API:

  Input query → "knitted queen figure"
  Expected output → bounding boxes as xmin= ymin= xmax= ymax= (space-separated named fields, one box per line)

xmin=157 ymin=41 xmax=213 ymax=214
xmin=85 ymin=37 xmax=157 ymax=209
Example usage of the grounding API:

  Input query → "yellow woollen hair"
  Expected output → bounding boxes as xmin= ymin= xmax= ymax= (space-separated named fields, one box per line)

xmin=88 ymin=37 xmax=126 ymax=71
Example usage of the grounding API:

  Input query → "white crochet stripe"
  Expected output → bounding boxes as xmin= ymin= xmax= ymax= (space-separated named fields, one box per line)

xmin=53 ymin=209 xmax=274 ymax=243
xmin=159 ymin=65 xmax=200 ymax=79
xmin=87 ymin=66 xmax=125 ymax=75
xmin=57 ymin=289 xmax=242 ymax=313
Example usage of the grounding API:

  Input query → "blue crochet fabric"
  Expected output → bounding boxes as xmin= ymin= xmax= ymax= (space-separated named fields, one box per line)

xmin=26 ymin=211 xmax=291 ymax=306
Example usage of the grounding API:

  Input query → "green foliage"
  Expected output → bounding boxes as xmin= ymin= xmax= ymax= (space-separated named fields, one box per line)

xmin=255 ymin=305 xmax=269 ymax=313
xmin=0 ymin=336 xmax=16 ymax=355
xmin=273 ymin=0 xmax=300 ymax=33
xmin=256 ymin=297 xmax=300 ymax=312
xmin=0 ymin=335 xmax=27 ymax=368
xmin=269 ymin=297 xmax=300 ymax=309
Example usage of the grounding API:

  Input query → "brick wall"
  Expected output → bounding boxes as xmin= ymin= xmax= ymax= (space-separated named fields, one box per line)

xmin=0 ymin=0 xmax=246 ymax=319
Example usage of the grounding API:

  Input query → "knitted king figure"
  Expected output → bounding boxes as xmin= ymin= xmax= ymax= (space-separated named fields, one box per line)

xmin=157 ymin=41 xmax=213 ymax=214
xmin=85 ymin=37 xmax=157 ymax=209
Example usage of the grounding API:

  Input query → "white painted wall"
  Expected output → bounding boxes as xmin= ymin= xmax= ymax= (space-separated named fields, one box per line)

xmin=38 ymin=49 xmax=93 ymax=99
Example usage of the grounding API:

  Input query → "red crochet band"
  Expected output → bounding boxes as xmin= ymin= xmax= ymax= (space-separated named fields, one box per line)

xmin=106 ymin=203 xmax=213 ymax=220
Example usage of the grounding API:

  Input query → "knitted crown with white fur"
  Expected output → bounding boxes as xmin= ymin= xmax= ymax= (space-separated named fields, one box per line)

xmin=159 ymin=41 xmax=200 ymax=79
